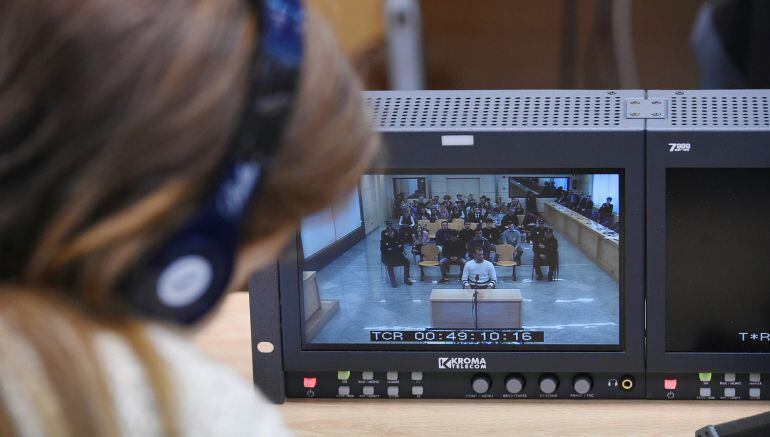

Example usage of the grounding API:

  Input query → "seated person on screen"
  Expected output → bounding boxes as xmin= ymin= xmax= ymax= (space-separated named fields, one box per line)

xmin=381 ymin=219 xmax=396 ymax=239
xmin=466 ymin=207 xmax=481 ymax=224
xmin=437 ymin=232 xmax=467 ymax=284
xmin=413 ymin=229 xmax=431 ymax=259
xmin=450 ymin=206 xmax=465 ymax=221
xmin=381 ymin=227 xmax=414 ymax=288
xmin=598 ymin=197 xmax=614 ymax=227
xmin=398 ymin=207 xmax=415 ymax=228
xmin=482 ymin=219 xmax=501 ymax=244
xmin=486 ymin=207 xmax=500 ymax=225
xmin=435 ymin=221 xmax=452 ymax=250
xmin=533 ymin=228 xmax=559 ymax=281
xmin=398 ymin=208 xmax=415 ymax=243
xmin=416 ymin=207 xmax=432 ymax=221
xmin=458 ymin=222 xmax=475 ymax=245
xmin=437 ymin=204 xmax=450 ymax=220
xmin=466 ymin=193 xmax=477 ymax=209
xmin=500 ymin=207 xmax=519 ymax=228
xmin=455 ymin=194 xmax=466 ymax=212
xmin=502 ymin=224 xmax=524 ymax=265
xmin=462 ymin=248 xmax=497 ymax=289
xmin=467 ymin=229 xmax=494 ymax=261
xmin=581 ymin=195 xmax=594 ymax=217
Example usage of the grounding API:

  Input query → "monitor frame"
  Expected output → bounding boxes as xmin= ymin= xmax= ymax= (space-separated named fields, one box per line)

xmin=277 ymin=90 xmax=646 ymax=373
xmin=646 ymin=90 xmax=770 ymax=372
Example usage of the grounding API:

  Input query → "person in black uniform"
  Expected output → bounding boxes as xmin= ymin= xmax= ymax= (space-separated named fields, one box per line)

xmin=533 ymin=227 xmax=559 ymax=281
xmin=380 ymin=219 xmax=395 ymax=239
xmin=381 ymin=227 xmax=414 ymax=288
xmin=598 ymin=197 xmax=614 ymax=227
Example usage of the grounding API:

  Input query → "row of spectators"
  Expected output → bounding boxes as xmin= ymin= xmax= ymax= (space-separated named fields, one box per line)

xmin=556 ymin=191 xmax=617 ymax=228
xmin=380 ymin=217 xmax=559 ymax=287
xmin=393 ymin=192 xmax=538 ymax=228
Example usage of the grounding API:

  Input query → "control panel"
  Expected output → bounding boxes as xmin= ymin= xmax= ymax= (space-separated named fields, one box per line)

xmin=286 ymin=371 xmax=643 ymax=399
xmin=647 ymin=373 xmax=766 ymax=400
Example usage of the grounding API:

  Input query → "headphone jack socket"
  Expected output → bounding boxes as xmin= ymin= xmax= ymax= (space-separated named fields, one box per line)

xmin=620 ymin=376 xmax=635 ymax=391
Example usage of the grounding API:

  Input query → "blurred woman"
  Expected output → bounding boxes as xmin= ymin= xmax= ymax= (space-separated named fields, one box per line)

xmin=0 ymin=0 xmax=379 ymax=435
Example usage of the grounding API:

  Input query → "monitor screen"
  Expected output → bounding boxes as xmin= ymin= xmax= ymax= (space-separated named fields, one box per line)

xmin=298 ymin=171 xmax=623 ymax=351
xmin=666 ymin=168 xmax=770 ymax=353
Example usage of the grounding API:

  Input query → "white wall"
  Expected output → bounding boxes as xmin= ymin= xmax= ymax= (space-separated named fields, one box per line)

xmin=301 ymin=188 xmax=362 ymax=258
xmin=361 ymin=175 xmax=387 ymax=234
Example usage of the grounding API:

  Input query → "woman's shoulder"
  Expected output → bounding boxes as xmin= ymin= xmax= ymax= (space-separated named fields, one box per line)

xmin=150 ymin=325 xmax=290 ymax=436
xmin=95 ymin=324 xmax=290 ymax=437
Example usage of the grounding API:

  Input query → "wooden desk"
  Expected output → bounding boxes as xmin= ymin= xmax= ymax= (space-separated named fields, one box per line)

xmin=193 ymin=293 xmax=770 ymax=437
xmin=543 ymin=201 xmax=620 ymax=281
xmin=430 ymin=288 xmax=523 ymax=329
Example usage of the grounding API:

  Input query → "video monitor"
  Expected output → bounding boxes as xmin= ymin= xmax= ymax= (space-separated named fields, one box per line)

xmin=298 ymin=172 xmax=622 ymax=351
xmin=666 ymin=168 xmax=770 ymax=353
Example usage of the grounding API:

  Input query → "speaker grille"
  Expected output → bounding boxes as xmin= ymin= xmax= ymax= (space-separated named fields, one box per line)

xmin=649 ymin=90 xmax=770 ymax=130
xmin=363 ymin=90 xmax=643 ymax=131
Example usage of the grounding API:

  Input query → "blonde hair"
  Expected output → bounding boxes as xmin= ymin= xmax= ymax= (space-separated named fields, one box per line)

xmin=0 ymin=0 xmax=379 ymax=434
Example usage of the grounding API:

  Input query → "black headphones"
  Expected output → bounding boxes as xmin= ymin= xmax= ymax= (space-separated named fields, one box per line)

xmin=124 ymin=0 xmax=304 ymax=325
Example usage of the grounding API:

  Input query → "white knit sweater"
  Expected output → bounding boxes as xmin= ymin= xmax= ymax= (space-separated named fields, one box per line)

xmin=0 ymin=324 xmax=291 ymax=437
xmin=461 ymin=259 xmax=497 ymax=287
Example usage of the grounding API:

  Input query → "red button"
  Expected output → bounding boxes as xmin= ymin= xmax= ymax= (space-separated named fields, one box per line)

xmin=303 ymin=377 xmax=317 ymax=388
xmin=664 ymin=378 xmax=677 ymax=390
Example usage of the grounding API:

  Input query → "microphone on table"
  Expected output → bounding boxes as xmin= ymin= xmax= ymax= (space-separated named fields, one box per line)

xmin=472 ymin=274 xmax=480 ymax=329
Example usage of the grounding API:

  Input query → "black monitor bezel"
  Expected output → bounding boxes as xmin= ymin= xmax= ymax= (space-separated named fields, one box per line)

xmin=646 ymin=129 xmax=770 ymax=372
xmin=278 ymin=129 xmax=645 ymax=372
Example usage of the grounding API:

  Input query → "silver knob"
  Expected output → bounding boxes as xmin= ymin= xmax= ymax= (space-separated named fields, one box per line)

xmin=505 ymin=375 xmax=525 ymax=394
xmin=471 ymin=374 xmax=492 ymax=394
xmin=573 ymin=375 xmax=593 ymax=395
xmin=539 ymin=375 xmax=559 ymax=394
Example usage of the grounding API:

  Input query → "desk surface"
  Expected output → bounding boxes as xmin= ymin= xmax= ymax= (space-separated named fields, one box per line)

xmin=430 ymin=288 xmax=523 ymax=301
xmin=193 ymin=293 xmax=769 ymax=437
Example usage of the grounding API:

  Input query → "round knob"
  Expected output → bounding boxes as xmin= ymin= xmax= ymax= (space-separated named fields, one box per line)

xmin=505 ymin=374 xmax=526 ymax=394
xmin=471 ymin=374 xmax=492 ymax=394
xmin=539 ymin=374 xmax=559 ymax=394
xmin=573 ymin=374 xmax=593 ymax=395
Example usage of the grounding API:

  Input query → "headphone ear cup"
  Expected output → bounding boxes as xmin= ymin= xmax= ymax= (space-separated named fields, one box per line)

xmin=131 ymin=231 xmax=236 ymax=325
xmin=127 ymin=161 xmax=264 ymax=324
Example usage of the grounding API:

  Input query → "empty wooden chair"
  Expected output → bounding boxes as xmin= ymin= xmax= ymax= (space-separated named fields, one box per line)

xmin=418 ymin=219 xmax=430 ymax=228
xmin=418 ymin=243 xmax=440 ymax=280
xmin=495 ymin=243 xmax=518 ymax=280
xmin=426 ymin=221 xmax=443 ymax=239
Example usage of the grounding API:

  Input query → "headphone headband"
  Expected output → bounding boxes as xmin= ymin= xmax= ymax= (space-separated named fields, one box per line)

xmin=126 ymin=0 xmax=305 ymax=325
xmin=233 ymin=0 xmax=303 ymax=161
